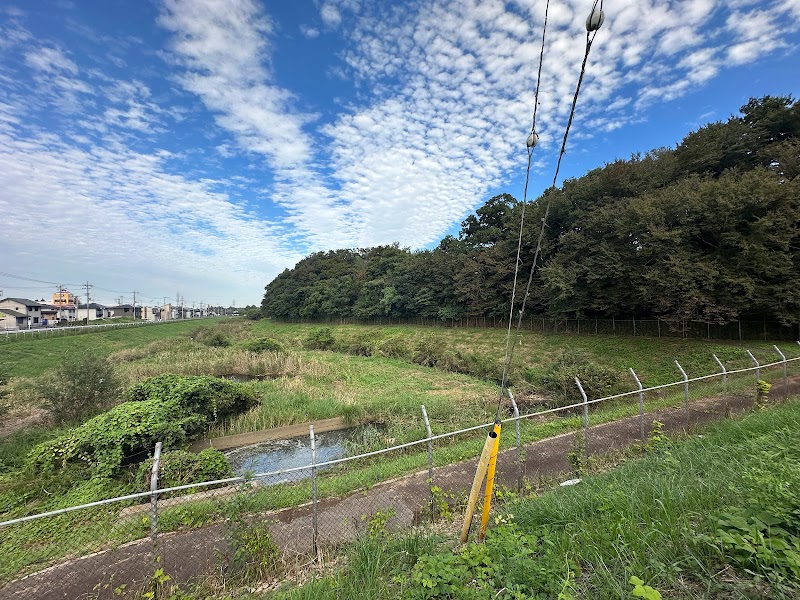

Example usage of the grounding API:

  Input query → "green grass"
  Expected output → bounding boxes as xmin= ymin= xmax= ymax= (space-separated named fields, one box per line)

xmin=0 ymin=320 xmax=220 ymax=378
xmin=267 ymin=398 xmax=800 ymax=599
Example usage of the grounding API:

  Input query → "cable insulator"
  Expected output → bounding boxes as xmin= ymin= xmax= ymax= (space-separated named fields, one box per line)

xmin=526 ymin=131 xmax=539 ymax=149
xmin=586 ymin=8 xmax=604 ymax=31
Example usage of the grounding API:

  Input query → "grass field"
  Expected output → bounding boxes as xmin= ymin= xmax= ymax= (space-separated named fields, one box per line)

xmin=0 ymin=319 xmax=216 ymax=378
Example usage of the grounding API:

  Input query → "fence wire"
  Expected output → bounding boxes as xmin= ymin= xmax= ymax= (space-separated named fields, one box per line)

xmin=1 ymin=348 xmax=799 ymax=598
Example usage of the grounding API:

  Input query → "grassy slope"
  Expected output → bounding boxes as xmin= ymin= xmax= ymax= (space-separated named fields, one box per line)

xmin=251 ymin=321 xmax=795 ymax=385
xmin=0 ymin=320 xmax=213 ymax=378
xmin=271 ymin=398 xmax=800 ymax=600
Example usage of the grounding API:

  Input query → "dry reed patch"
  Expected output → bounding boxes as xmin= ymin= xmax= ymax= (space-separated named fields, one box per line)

xmin=118 ymin=347 xmax=329 ymax=385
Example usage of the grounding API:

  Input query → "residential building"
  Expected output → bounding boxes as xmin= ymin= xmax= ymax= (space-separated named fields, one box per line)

xmin=139 ymin=306 xmax=159 ymax=321
xmin=159 ymin=303 xmax=173 ymax=321
xmin=76 ymin=303 xmax=108 ymax=321
xmin=52 ymin=290 xmax=77 ymax=306
xmin=0 ymin=298 xmax=43 ymax=327
xmin=0 ymin=308 xmax=27 ymax=330
xmin=39 ymin=304 xmax=59 ymax=326
xmin=106 ymin=304 xmax=141 ymax=319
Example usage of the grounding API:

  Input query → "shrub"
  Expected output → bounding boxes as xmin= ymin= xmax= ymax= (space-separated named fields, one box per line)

xmin=538 ymin=349 xmax=622 ymax=408
xmin=412 ymin=337 xmax=441 ymax=367
xmin=137 ymin=448 xmax=232 ymax=490
xmin=34 ymin=353 xmax=123 ymax=424
xmin=27 ymin=398 xmax=204 ymax=476
xmin=342 ymin=332 xmax=378 ymax=356
xmin=244 ymin=337 xmax=286 ymax=354
xmin=376 ymin=335 xmax=411 ymax=359
xmin=28 ymin=375 xmax=257 ymax=475
xmin=190 ymin=327 xmax=230 ymax=347
xmin=127 ymin=374 xmax=257 ymax=421
xmin=304 ymin=327 xmax=336 ymax=350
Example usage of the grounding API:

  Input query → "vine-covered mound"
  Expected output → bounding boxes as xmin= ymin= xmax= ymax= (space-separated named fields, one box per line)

xmin=27 ymin=375 xmax=257 ymax=476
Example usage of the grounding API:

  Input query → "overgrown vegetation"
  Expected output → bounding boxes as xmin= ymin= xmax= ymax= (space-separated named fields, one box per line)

xmin=32 ymin=352 xmax=123 ymax=424
xmin=0 ymin=365 xmax=10 ymax=420
xmin=137 ymin=448 xmax=232 ymax=491
xmin=536 ymin=348 xmax=622 ymax=407
xmin=27 ymin=375 xmax=256 ymax=476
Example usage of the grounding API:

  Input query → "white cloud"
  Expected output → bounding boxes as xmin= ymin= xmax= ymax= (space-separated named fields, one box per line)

xmin=6 ymin=0 xmax=799 ymax=305
xmin=320 ymin=3 xmax=342 ymax=28
xmin=159 ymin=0 xmax=311 ymax=168
xmin=300 ymin=24 xmax=320 ymax=39
xmin=24 ymin=47 xmax=78 ymax=74
xmin=157 ymin=0 xmax=800 ymax=252
xmin=0 ymin=122 xmax=303 ymax=304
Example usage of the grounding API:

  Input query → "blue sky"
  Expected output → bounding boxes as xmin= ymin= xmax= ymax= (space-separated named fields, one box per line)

xmin=1 ymin=0 xmax=799 ymax=307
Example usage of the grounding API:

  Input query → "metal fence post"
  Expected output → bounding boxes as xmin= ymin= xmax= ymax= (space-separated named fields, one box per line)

xmin=745 ymin=349 xmax=760 ymax=383
xmin=421 ymin=405 xmax=434 ymax=518
xmin=675 ymin=360 xmax=689 ymax=429
xmin=508 ymin=391 xmax=522 ymax=491
xmin=745 ymin=350 xmax=760 ymax=407
xmin=713 ymin=354 xmax=728 ymax=417
xmin=773 ymin=345 xmax=788 ymax=396
xmin=309 ymin=425 xmax=318 ymax=559
xmin=149 ymin=442 xmax=162 ymax=567
xmin=574 ymin=377 xmax=589 ymax=458
xmin=629 ymin=368 xmax=645 ymax=442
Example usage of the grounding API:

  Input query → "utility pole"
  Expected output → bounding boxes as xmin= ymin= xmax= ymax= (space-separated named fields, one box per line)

xmin=132 ymin=291 xmax=138 ymax=321
xmin=84 ymin=281 xmax=92 ymax=324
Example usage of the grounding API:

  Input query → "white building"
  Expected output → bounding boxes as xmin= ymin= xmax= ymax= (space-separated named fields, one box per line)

xmin=0 ymin=298 xmax=44 ymax=327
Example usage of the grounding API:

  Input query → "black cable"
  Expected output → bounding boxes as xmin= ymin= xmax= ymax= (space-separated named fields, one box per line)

xmin=499 ymin=0 xmax=551 ymax=406
xmin=496 ymin=0 xmax=604 ymax=417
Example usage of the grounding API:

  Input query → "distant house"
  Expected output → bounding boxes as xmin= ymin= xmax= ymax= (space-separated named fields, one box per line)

xmin=0 ymin=308 xmax=27 ymax=330
xmin=106 ymin=304 xmax=141 ymax=319
xmin=159 ymin=303 xmax=173 ymax=321
xmin=39 ymin=304 xmax=59 ymax=326
xmin=76 ymin=303 xmax=108 ymax=321
xmin=139 ymin=306 xmax=159 ymax=321
xmin=0 ymin=298 xmax=44 ymax=327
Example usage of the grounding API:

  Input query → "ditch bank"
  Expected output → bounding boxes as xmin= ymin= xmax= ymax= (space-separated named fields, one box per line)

xmin=189 ymin=417 xmax=350 ymax=452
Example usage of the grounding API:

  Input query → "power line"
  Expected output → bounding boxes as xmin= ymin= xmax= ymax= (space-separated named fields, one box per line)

xmin=0 ymin=271 xmax=82 ymax=287
xmin=498 ymin=0 xmax=605 ymax=414
xmin=500 ymin=0 xmax=551 ymax=406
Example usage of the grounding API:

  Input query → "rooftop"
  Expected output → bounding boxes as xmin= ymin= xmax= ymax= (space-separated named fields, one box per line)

xmin=0 ymin=298 xmax=43 ymax=307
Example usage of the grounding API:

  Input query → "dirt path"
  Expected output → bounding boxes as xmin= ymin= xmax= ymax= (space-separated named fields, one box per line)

xmin=3 ymin=382 xmax=797 ymax=600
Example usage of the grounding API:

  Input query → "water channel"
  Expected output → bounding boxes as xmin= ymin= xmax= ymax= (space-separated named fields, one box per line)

xmin=224 ymin=426 xmax=376 ymax=485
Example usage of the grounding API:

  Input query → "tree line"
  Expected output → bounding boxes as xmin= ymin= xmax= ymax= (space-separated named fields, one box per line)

xmin=262 ymin=96 xmax=800 ymax=326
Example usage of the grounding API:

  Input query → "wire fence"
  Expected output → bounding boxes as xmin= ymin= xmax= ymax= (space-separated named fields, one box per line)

xmin=1 ymin=344 xmax=799 ymax=599
xmin=291 ymin=316 xmax=800 ymax=341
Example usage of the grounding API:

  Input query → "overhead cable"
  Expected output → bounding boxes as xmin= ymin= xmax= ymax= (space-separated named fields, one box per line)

xmin=497 ymin=0 xmax=605 ymax=416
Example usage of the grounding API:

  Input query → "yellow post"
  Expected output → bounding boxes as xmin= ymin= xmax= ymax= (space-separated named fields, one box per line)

xmin=459 ymin=426 xmax=497 ymax=544
xmin=478 ymin=421 xmax=502 ymax=540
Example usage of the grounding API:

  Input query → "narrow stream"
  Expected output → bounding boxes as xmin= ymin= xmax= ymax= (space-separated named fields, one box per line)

xmin=224 ymin=427 xmax=374 ymax=485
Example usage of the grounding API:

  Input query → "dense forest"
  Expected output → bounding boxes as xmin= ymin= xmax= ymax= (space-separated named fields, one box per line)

xmin=262 ymin=96 xmax=800 ymax=326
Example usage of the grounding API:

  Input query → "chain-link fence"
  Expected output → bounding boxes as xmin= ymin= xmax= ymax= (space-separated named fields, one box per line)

xmin=2 ymin=344 xmax=799 ymax=598
xmin=290 ymin=317 xmax=800 ymax=341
